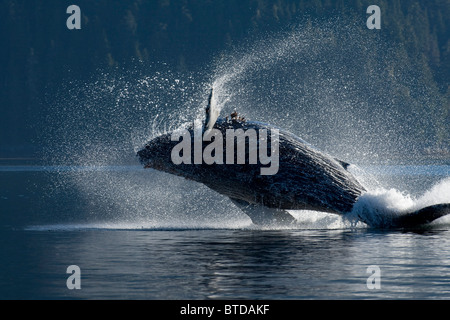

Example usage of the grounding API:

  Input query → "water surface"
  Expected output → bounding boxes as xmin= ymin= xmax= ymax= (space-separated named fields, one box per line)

xmin=1 ymin=165 xmax=449 ymax=299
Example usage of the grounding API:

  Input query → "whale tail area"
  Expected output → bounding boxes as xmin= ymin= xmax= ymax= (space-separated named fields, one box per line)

xmin=390 ymin=203 xmax=450 ymax=228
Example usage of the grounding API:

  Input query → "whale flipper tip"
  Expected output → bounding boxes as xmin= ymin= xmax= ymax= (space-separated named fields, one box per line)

xmin=205 ymin=88 xmax=219 ymax=131
xmin=230 ymin=198 xmax=296 ymax=226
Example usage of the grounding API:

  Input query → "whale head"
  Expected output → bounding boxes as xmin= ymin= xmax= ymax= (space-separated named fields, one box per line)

xmin=136 ymin=125 xmax=203 ymax=181
xmin=137 ymin=132 xmax=174 ymax=169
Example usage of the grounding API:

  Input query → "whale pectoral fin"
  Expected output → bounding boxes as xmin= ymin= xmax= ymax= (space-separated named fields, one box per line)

xmin=229 ymin=198 xmax=296 ymax=226
xmin=204 ymin=88 xmax=220 ymax=130
xmin=392 ymin=203 xmax=450 ymax=228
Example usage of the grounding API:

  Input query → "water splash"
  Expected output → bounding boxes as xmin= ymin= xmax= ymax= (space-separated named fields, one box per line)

xmin=343 ymin=177 xmax=450 ymax=228
xmin=43 ymin=63 xmax=206 ymax=166
xmin=40 ymin=19 xmax=448 ymax=231
xmin=207 ymin=20 xmax=443 ymax=163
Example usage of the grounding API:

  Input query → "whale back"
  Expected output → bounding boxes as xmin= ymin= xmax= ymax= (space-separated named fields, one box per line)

xmin=205 ymin=119 xmax=365 ymax=213
xmin=138 ymin=118 xmax=366 ymax=215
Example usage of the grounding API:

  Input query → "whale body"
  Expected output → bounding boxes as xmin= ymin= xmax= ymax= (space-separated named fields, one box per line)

xmin=137 ymin=91 xmax=450 ymax=228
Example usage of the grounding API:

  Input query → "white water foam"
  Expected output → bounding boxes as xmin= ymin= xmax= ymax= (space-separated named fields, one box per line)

xmin=345 ymin=178 xmax=450 ymax=228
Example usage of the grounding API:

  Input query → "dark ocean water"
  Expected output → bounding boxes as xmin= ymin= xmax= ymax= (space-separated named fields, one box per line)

xmin=1 ymin=165 xmax=449 ymax=300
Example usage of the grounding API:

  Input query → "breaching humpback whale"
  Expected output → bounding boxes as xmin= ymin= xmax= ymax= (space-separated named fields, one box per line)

xmin=137 ymin=89 xmax=450 ymax=228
